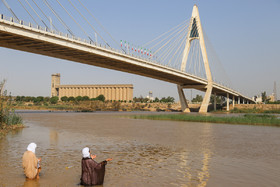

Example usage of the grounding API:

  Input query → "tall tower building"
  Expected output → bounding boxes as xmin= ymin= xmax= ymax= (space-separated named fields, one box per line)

xmin=51 ymin=73 xmax=60 ymax=97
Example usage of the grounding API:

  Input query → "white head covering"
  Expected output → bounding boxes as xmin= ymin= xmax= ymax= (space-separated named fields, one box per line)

xmin=27 ymin=143 xmax=37 ymax=154
xmin=82 ymin=147 xmax=90 ymax=158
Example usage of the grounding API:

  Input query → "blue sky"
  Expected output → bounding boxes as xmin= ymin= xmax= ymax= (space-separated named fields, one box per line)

xmin=0 ymin=0 xmax=280 ymax=100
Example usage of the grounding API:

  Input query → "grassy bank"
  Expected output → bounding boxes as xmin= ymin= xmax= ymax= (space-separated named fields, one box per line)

xmin=231 ymin=107 xmax=280 ymax=114
xmin=1 ymin=80 xmax=24 ymax=138
xmin=132 ymin=114 xmax=280 ymax=127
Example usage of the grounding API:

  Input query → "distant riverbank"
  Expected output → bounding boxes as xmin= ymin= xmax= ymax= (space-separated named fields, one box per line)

xmin=132 ymin=113 xmax=280 ymax=127
xmin=12 ymin=101 xmax=183 ymax=112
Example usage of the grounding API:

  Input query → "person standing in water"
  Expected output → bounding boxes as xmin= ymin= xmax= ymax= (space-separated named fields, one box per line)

xmin=22 ymin=143 xmax=41 ymax=179
xmin=80 ymin=147 xmax=112 ymax=186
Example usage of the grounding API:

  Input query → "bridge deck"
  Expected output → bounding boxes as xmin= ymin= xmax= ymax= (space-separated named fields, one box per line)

xmin=0 ymin=17 xmax=254 ymax=103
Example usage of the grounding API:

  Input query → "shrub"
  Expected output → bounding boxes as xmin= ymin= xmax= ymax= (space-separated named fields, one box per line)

xmin=0 ymin=80 xmax=23 ymax=127
xmin=61 ymin=96 xmax=68 ymax=102
xmin=50 ymin=96 xmax=59 ymax=104
xmin=96 ymin=95 xmax=105 ymax=102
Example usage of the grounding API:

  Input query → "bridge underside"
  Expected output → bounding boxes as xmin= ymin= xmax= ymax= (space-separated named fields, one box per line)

xmin=0 ymin=30 xmax=203 ymax=87
xmin=0 ymin=31 xmax=239 ymax=95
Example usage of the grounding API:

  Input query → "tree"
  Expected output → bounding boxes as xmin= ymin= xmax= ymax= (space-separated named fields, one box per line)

xmin=24 ymin=96 xmax=33 ymax=102
xmin=192 ymin=95 xmax=203 ymax=103
xmin=96 ymin=95 xmax=105 ymax=102
xmin=34 ymin=96 xmax=44 ymax=103
xmin=68 ymin=96 xmax=75 ymax=102
xmin=44 ymin=97 xmax=50 ymax=102
xmin=261 ymin=91 xmax=270 ymax=103
xmin=210 ymin=95 xmax=223 ymax=104
xmin=15 ymin=96 xmax=22 ymax=102
xmin=61 ymin=96 xmax=68 ymax=102
xmin=154 ymin=97 xmax=160 ymax=102
xmin=50 ymin=96 xmax=59 ymax=104
xmin=160 ymin=96 xmax=175 ymax=103
xmin=76 ymin=96 xmax=83 ymax=102
xmin=82 ymin=96 xmax=90 ymax=101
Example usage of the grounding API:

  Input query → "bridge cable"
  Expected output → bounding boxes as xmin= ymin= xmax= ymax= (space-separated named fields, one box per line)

xmin=151 ymin=23 xmax=188 ymax=59
xmin=157 ymin=27 xmax=186 ymax=62
xmin=168 ymin=26 xmax=189 ymax=67
xmin=1 ymin=0 xmax=19 ymax=21
xmin=31 ymin=0 xmax=59 ymax=32
xmin=77 ymin=0 xmax=120 ymax=49
xmin=17 ymin=0 xmax=39 ymax=25
xmin=67 ymin=0 xmax=110 ymax=48
xmin=142 ymin=19 xmax=189 ymax=47
xmin=146 ymin=21 xmax=188 ymax=51
xmin=173 ymin=32 xmax=188 ymax=70
xmin=43 ymin=0 xmax=75 ymax=36
xmin=157 ymin=24 xmax=189 ymax=65
xmin=203 ymin=30 xmax=233 ymax=88
xmin=55 ymin=0 xmax=94 ymax=43
xmin=24 ymin=0 xmax=49 ymax=30
xmin=164 ymin=24 xmax=189 ymax=65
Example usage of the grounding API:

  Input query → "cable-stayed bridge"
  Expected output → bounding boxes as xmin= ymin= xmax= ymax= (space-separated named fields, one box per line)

xmin=0 ymin=1 xmax=254 ymax=113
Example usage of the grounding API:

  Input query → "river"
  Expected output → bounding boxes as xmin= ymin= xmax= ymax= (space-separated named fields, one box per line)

xmin=0 ymin=112 xmax=279 ymax=186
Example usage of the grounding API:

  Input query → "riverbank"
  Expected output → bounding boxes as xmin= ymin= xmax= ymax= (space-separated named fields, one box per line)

xmin=12 ymin=101 xmax=280 ymax=114
xmin=12 ymin=101 xmax=183 ymax=112
xmin=132 ymin=113 xmax=280 ymax=127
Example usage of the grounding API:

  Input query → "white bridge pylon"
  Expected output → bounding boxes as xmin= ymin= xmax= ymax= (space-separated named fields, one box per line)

xmin=178 ymin=5 xmax=214 ymax=113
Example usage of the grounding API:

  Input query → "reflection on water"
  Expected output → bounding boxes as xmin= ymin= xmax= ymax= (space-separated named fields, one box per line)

xmin=0 ymin=112 xmax=279 ymax=186
xmin=49 ymin=130 xmax=58 ymax=147
xmin=23 ymin=179 xmax=40 ymax=187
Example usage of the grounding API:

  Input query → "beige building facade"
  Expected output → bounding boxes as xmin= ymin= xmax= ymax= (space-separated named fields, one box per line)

xmin=51 ymin=73 xmax=133 ymax=101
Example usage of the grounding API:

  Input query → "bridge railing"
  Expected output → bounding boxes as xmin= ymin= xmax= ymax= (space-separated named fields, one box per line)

xmin=0 ymin=14 xmax=242 ymax=95
xmin=0 ymin=14 xmax=170 ymax=69
xmin=0 ymin=15 xmax=187 ymax=72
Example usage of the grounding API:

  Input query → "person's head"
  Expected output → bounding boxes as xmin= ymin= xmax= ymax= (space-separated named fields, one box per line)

xmin=82 ymin=147 xmax=91 ymax=158
xmin=27 ymin=143 xmax=37 ymax=154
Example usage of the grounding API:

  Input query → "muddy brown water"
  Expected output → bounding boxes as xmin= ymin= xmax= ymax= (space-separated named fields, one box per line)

xmin=0 ymin=112 xmax=279 ymax=187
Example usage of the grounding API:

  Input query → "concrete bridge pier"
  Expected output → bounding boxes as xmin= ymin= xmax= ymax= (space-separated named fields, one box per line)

xmin=232 ymin=96 xmax=235 ymax=109
xmin=177 ymin=85 xmax=190 ymax=112
xmin=199 ymin=83 xmax=213 ymax=113
xmin=214 ymin=93 xmax=217 ymax=111
xmin=227 ymin=93 xmax=230 ymax=111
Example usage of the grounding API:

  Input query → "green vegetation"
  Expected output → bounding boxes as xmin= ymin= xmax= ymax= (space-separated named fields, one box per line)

xmin=191 ymin=95 xmax=203 ymax=103
xmin=132 ymin=113 xmax=280 ymax=127
xmin=231 ymin=107 xmax=280 ymax=114
xmin=0 ymin=80 xmax=23 ymax=138
xmin=133 ymin=96 xmax=175 ymax=103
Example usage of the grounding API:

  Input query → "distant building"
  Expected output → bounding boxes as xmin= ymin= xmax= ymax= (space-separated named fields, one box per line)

xmin=268 ymin=94 xmax=275 ymax=102
xmin=51 ymin=73 xmax=133 ymax=101
xmin=253 ymin=95 xmax=262 ymax=103
xmin=146 ymin=91 xmax=154 ymax=101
